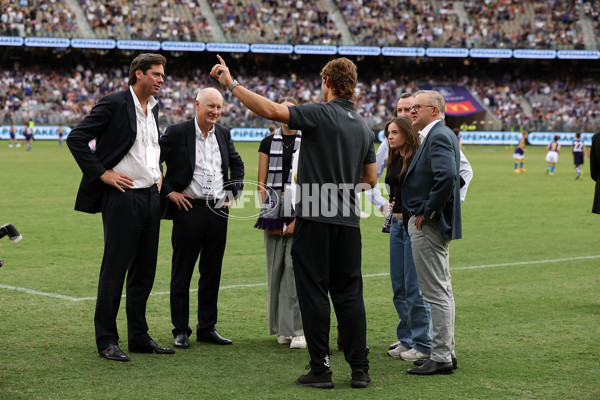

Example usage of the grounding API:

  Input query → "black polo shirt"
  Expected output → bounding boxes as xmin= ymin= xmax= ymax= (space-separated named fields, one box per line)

xmin=288 ymin=98 xmax=376 ymax=227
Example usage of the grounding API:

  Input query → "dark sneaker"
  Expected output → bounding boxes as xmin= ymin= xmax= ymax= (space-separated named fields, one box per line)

xmin=296 ymin=369 xmax=333 ymax=389
xmin=351 ymin=369 xmax=371 ymax=388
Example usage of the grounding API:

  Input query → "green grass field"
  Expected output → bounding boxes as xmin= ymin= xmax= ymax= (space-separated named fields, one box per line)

xmin=1 ymin=140 xmax=599 ymax=399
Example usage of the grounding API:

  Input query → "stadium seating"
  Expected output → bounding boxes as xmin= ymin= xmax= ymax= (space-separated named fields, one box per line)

xmin=1 ymin=0 xmax=595 ymax=48
xmin=2 ymin=62 xmax=597 ymax=133
xmin=213 ymin=0 xmax=341 ymax=45
xmin=79 ymin=0 xmax=212 ymax=42
xmin=0 ymin=0 xmax=78 ymax=38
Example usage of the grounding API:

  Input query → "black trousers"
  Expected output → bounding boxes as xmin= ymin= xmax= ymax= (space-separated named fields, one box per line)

xmin=95 ymin=186 xmax=160 ymax=351
xmin=170 ymin=203 xmax=228 ymax=337
xmin=291 ymin=218 xmax=369 ymax=373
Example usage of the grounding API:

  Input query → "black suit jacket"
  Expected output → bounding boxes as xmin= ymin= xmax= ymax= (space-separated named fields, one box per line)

xmin=159 ymin=119 xmax=245 ymax=219
xmin=67 ymin=89 xmax=160 ymax=213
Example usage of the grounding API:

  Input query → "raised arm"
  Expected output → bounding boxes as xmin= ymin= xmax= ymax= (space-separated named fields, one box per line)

xmin=210 ymin=55 xmax=290 ymax=124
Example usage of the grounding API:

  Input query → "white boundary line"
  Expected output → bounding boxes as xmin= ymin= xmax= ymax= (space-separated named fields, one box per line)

xmin=2 ymin=255 xmax=599 ymax=302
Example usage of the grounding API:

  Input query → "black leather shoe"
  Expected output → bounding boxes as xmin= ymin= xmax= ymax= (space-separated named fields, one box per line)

xmin=413 ymin=355 xmax=457 ymax=370
xmin=129 ymin=339 xmax=176 ymax=354
xmin=99 ymin=344 xmax=130 ymax=362
xmin=406 ymin=359 xmax=454 ymax=375
xmin=196 ymin=330 xmax=232 ymax=345
xmin=174 ymin=333 xmax=190 ymax=349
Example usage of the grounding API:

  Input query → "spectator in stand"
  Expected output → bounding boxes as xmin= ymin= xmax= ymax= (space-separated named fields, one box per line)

xmin=2 ymin=63 xmax=600 ymax=134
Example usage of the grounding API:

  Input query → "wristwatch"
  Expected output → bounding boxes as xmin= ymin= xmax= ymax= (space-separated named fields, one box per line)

xmin=228 ymin=80 xmax=240 ymax=91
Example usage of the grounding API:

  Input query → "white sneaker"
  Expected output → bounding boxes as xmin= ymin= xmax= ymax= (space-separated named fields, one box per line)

xmin=400 ymin=348 xmax=430 ymax=361
xmin=277 ymin=335 xmax=292 ymax=344
xmin=387 ymin=343 xmax=412 ymax=357
xmin=389 ymin=340 xmax=404 ymax=350
xmin=290 ymin=335 xmax=306 ymax=349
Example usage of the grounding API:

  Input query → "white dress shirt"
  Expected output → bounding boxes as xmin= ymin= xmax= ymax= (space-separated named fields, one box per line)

xmin=420 ymin=119 xmax=473 ymax=203
xmin=183 ymin=119 xmax=225 ymax=200
xmin=365 ymin=138 xmax=389 ymax=209
xmin=113 ymin=86 xmax=161 ymax=189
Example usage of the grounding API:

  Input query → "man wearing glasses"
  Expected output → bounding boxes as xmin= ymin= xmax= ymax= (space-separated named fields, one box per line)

xmin=402 ymin=90 xmax=462 ymax=375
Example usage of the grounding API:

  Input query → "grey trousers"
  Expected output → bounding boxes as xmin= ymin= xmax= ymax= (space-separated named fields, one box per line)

xmin=408 ymin=217 xmax=455 ymax=363
xmin=264 ymin=231 xmax=303 ymax=337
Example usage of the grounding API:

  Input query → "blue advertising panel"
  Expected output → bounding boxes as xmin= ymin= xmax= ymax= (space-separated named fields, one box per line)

xmin=70 ymin=38 xmax=116 ymax=49
xmin=337 ymin=46 xmax=381 ymax=56
xmin=528 ymin=132 xmax=594 ymax=146
xmin=25 ymin=37 xmax=70 ymax=48
xmin=0 ymin=125 xmax=72 ymax=140
xmin=116 ymin=40 xmax=161 ymax=50
xmin=161 ymin=41 xmax=205 ymax=52
xmin=469 ymin=48 xmax=512 ymax=58
xmin=0 ymin=36 xmax=24 ymax=46
xmin=250 ymin=43 xmax=293 ymax=54
xmin=294 ymin=45 xmax=337 ymax=55
xmin=381 ymin=47 xmax=425 ymax=57
xmin=206 ymin=42 xmax=250 ymax=53
xmin=230 ymin=128 xmax=270 ymax=141
xmin=556 ymin=50 xmax=600 ymax=60
xmin=425 ymin=48 xmax=469 ymax=58
xmin=460 ymin=130 xmax=522 ymax=145
xmin=513 ymin=49 xmax=556 ymax=59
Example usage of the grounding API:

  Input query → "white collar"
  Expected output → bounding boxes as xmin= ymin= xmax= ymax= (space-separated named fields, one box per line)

xmin=129 ymin=86 xmax=157 ymax=111
xmin=194 ymin=117 xmax=215 ymax=140
xmin=418 ymin=118 xmax=443 ymax=140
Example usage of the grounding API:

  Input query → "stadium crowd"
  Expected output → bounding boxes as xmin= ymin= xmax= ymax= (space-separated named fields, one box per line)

xmin=337 ymin=0 xmax=461 ymax=48
xmin=0 ymin=0 xmax=78 ymax=38
xmin=213 ymin=0 xmax=341 ymax=45
xmin=2 ymin=63 xmax=598 ymax=133
xmin=79 ymin=0 xmax=212 ymax=42
xmin=463 ymin=0 xmax=585 ymax=49
xmin=1 ymin=0 xmax=597 ymax=49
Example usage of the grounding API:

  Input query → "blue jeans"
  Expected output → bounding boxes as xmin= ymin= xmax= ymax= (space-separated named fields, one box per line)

xmin=389 ymin=217 xmax=432 ymax=353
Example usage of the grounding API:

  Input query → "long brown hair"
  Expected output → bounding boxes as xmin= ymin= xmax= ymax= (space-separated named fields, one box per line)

xmin=384 ymin=117 xmax=420 ymax=180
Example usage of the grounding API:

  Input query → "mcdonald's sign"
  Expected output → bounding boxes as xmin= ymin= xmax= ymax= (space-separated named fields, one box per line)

xmin=445 ymin=101 xmax=479 ymax=116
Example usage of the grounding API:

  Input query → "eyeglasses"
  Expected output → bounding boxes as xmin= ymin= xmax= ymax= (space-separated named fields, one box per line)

xmin=409 ymin=104 xmax=436 ymax=113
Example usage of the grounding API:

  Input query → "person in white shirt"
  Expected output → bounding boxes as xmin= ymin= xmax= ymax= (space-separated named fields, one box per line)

xmin=67 ymin=53 xmax=173 ymax=362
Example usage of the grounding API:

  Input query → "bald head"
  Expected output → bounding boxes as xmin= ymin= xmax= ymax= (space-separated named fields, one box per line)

xmin=195 ymin=88 xmax=224 ymax=133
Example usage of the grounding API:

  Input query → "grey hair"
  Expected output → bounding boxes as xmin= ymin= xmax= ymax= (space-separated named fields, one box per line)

xmin=413 ymin=90 xmax=446 ymax=118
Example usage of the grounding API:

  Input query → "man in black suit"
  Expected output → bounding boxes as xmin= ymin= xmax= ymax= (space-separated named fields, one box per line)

xmin=67 ymin=53 xmax=175 ymax=362
xmin=591 ymin=131 xmax=600 ymax=214
xmin=159 ymin=87 xmax=244 ymax=348
xmin=402 ymin=90 xmax=462 ymax=375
